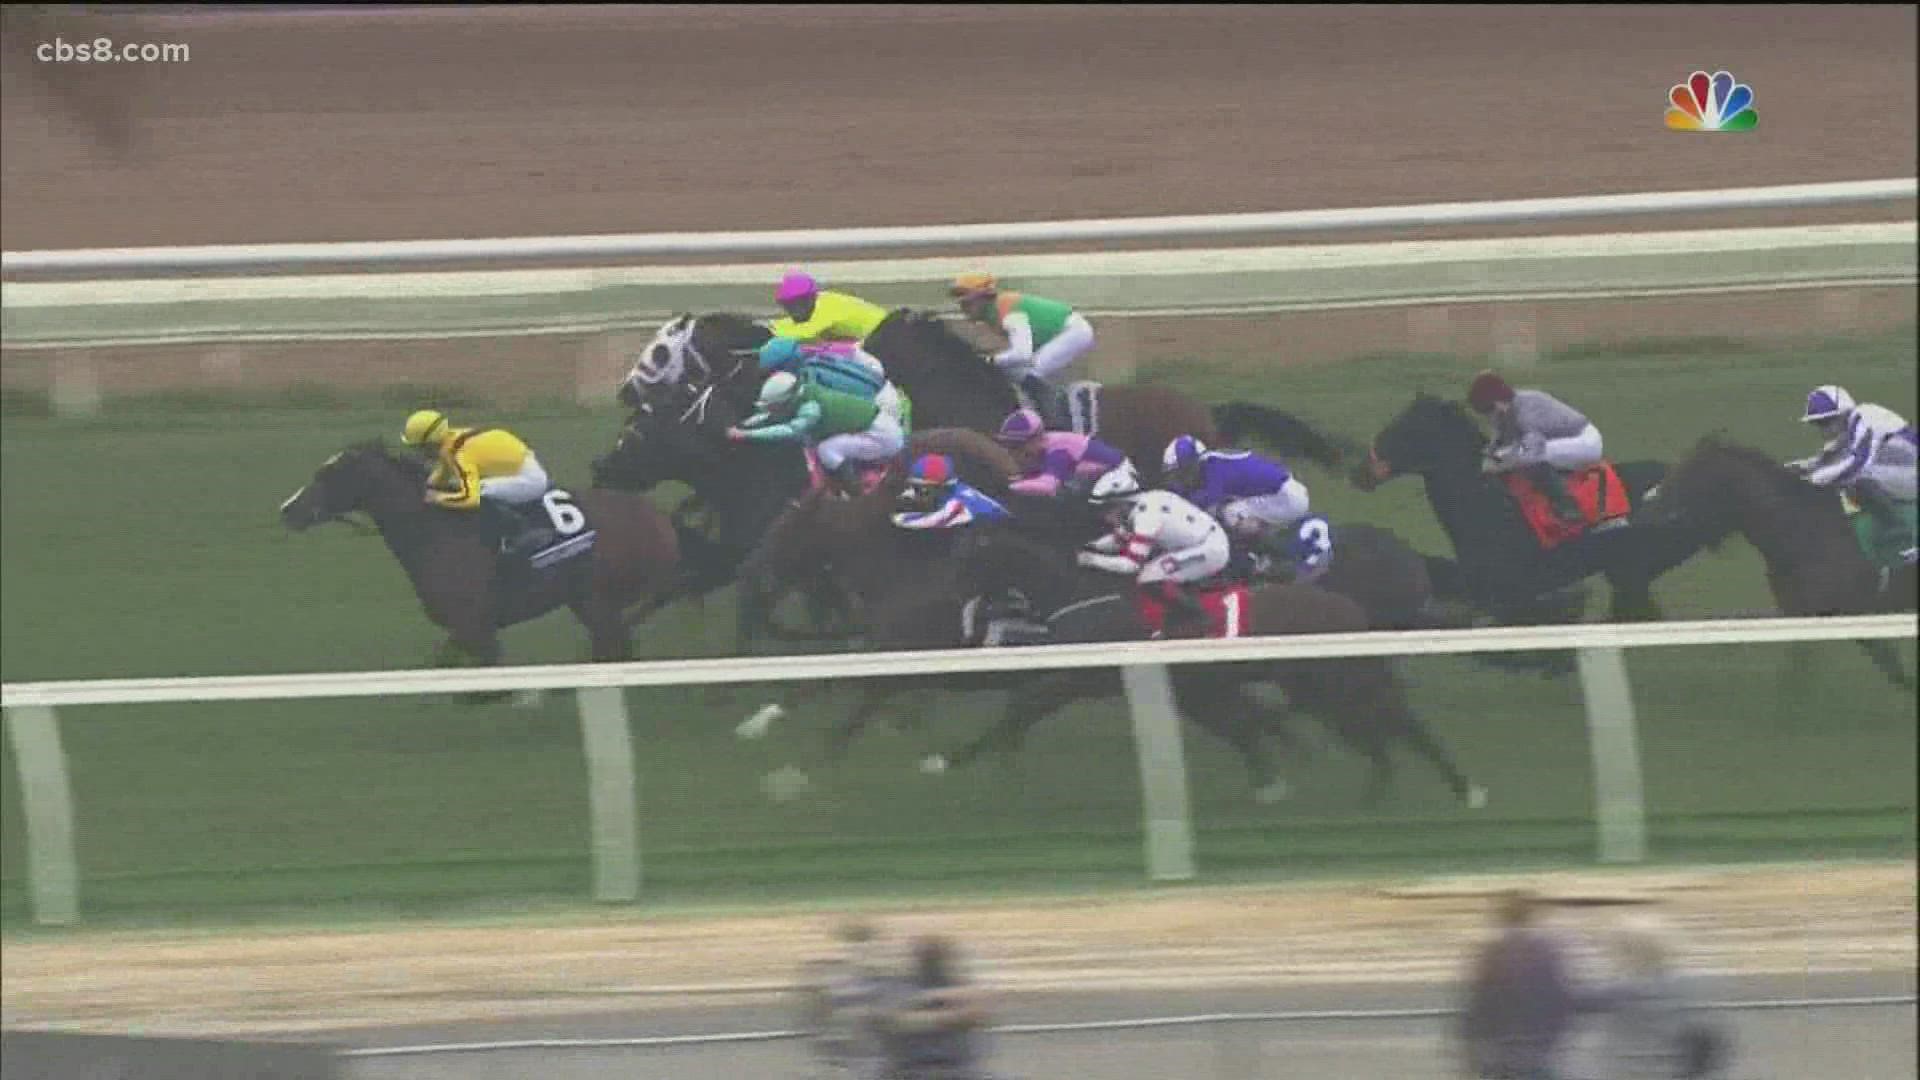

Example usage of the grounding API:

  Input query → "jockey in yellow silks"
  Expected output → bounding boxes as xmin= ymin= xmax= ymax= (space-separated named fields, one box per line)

xmin=770 ymin=271 xmax=891 ymax=345
xmin=401 ymin=409 xmax=554 ymax=551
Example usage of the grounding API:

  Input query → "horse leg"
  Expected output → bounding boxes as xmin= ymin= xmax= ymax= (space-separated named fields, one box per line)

xmin=1382 ymin=698 xmax=1485 ymax=808
xmin=1857 ymin=638 xmax=1915 ymax=694
xmin=826 ymin=681 xmax=904 ymax=761
xmin=941 ymin=670 xmax=1101 ymax=772
xmin=443 ymin=623 xmax=510 ymax=706
xmin=1178 ymin=678 xmax=1290 ymax=803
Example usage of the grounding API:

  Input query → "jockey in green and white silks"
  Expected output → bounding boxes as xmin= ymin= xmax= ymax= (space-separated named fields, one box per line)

xmin=758 ymin=336 xmax=913 ymax=436
xmin=952 ymin=272 xmax=1096 ymax=431
xmin=727 ymin=371 xmax=904 ymax=490
xmin=1788 ymin=384 xmax=1918 ymax=564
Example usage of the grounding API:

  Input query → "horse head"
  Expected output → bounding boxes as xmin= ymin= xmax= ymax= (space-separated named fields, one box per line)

xmin=593 ymin=377 xmax=753 ymax=492
xmin=617 ymin=312 xmax=770 ymax=409
xmin=1635 ymin=433 xmax=1832 ymax=542
xmin=1353 ymin=392 xmax=1485 ymax=490
xmin=279 ymin=441 xmax=426 ymax=531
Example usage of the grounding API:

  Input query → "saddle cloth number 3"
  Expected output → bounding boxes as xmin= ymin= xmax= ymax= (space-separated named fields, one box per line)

xmin=541 ymin=489 xmax=588 ymax=535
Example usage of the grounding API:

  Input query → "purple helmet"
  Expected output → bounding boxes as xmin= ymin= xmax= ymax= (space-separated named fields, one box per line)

xmin=1162 ymin=434 xmax=1207 ymax=472
xmin=994 ymin=408 xmax=1045 ymax=446
xmin=776 ymin=271 xmax=819 ymax=305
xmin=1801 ymin=384 xmax=1854 ymax=423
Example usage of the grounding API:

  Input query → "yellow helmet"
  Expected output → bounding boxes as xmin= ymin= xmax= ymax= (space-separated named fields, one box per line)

xmin=401 ymin=409 xmax=450 ymax=446
xmin=949 ymin=271 xmax=998 ymax=298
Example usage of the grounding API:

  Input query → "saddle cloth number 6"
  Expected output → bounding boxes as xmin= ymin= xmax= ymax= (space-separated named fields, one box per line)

xmin=541 ymin=489 xmax=588 ymax=535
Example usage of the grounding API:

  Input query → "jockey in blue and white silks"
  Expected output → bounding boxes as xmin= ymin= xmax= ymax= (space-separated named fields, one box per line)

xmin=1789 ymin=384 xmax=1917 ymax=560
xmin=1161 ymin=435 xmax=1312 ymax=550
xmin=760 ymin=336 xmax=912 ymax=435
xmin=892 ymin=453 xmax=1012 ymax=530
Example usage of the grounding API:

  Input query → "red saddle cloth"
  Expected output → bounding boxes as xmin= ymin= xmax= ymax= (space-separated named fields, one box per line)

xmin=1135 ymin=583 xmax=1253 ymax=639
xmin=1502 ymin=461 xmax=1630 ymax=550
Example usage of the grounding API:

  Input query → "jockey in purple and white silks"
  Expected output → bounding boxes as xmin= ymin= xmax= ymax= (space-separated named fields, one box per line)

xmin=1161 ymin=435 xmax=1315 ymax=571
xmin=994 ymin=408 xmax=1131 ymax=497
xmin=1788 ymin=384 xmax=1918 ymax=560
xmin=1078 ymin=464 xmax=1232 ymax=626
xmin=892 ymin=453 xmax=1012 ymax=531
xmin=1468 ymin=370 xmax=1606 ymax=523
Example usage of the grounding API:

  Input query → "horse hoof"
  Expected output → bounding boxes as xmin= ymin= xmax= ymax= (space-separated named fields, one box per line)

xmin=920 ymin=754 xmax=949 ymax=776
xmin=1465 ymin=784 xmax=1489 ymax=810
xmin=1253 ymin=779 xmax=1291 ymax=804
xmin=760 ymin=765 xmax=811 ymax=802
xmin=737 ymin=703 xmax=785 ymax=741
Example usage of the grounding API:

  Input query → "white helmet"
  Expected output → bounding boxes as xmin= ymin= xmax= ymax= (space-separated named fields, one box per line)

xmin=757 ymin=371 xmax=802 ymax=410
xmin=1088 ymin=464 xmax=1143 ymax=505
xmin=1801 ymin=385 xmax=1855 ymax=423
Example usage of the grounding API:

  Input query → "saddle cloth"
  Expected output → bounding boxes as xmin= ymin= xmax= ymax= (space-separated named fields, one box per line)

xmin=1017 ymin=380 xmax=1102 ymax=436
xmin=497 ymin=494 xmax=597 ymax=572
xmin=1134 ymin=582 xmax=1252 ymax=639
xmin=1502 ymin=462 xmax=1629 ymax=551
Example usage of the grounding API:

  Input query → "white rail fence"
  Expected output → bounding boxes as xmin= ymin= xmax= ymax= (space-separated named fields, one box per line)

xmin=5 ymin=178 xmax=1913 ymax=275
xmin=4 ymin=615 xmax=1912 ymax=927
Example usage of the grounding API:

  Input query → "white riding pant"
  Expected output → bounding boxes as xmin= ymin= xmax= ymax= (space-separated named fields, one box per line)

xmin=1543 ymin=424 xmax=1605 ymax=471
xmin=1857 ymin=459 xmax=1918 ymax=503
xmin=1217 ymin=478 xmax=1311 ymax=538
xmin=477 ymin=455 xmax=551 ymax=504
xmin=816 ymin=413 xmax=905 ymax=472
xmin=874 ymin=382 xmax=909 ymax=428
xmin=1029 ymin=314 xmax=1097 ymax=382
xmin=1137 ymin=528 xmax=1232 ymax=586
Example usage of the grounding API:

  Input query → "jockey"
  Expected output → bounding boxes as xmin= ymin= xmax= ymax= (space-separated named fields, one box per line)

xmin=1161 ymin=434 xmax=1311 ymax=565
xmin=400 ymin=408 xmax=552 ymax=554
xmin=728 ymin=371 xmax=905 ymax=494
xmin=770 ymin=271 xmax=892 ymax=345
xmin=951 ymin=272 xmax=1096 ymax=432
xmin=1788 ymin=384 xmax=1918 ymax=559
xmin=994 ymin=407 xmax=1131 ymax=497
xmin=759 ymin=335 xmax=913 ymax=436
xmin=1077 ymin=464 xmax=1232 ymax=631
xmin=1468 ymin=370 xmax=1605 ymax=524
xmin=892 ymin=453 xmax=1012 ymax=530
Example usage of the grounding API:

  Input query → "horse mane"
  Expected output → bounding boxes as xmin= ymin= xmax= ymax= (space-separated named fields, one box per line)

xmin=1688 ymin=434 xmax=1837 ymax=513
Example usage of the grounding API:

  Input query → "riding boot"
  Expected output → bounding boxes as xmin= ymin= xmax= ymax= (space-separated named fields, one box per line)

xmin=480 ymin=500 xmax=523 ymax=554
xmin=1021 ymin=374 xmax=1072 ymax=432
xmin=1528 ymin=464 xmax=1584 ymax=524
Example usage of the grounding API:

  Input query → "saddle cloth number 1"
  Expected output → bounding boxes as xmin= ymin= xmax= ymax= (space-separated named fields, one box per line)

xmin=541 ymin=489 xmax=588 ymax=535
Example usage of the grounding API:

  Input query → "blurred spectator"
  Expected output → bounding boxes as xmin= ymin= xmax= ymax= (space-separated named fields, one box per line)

xmin=1458 ymin=888 xmax=1603 ymax=1080
xmin=795 ymin=918 xmax=896 ymax=1079
xmin=878 ymin=934 xmax=993 ymax=1080
xmin=1590 ymin=914 xmax=1730 ymax=1080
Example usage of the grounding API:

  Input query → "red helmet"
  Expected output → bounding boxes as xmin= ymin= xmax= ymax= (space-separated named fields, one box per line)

xmin=1467 ymin=371 xmax=1515 ymax=413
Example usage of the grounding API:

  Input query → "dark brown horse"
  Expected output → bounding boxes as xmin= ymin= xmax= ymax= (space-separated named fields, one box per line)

xmin=1635 ymin=435 xmax=1915 ymax=691
xmin=617 ymin=313 xmax=1353 ymax=486
xmin=279 ymin=442 xmax=679 ymax=668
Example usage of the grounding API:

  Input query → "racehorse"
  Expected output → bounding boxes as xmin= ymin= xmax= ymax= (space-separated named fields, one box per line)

xmin=1634 ymin=435 xmax=1915 ymax=691
xmin=592 ymin=369 xmax=1018 ymax=643
xmin=279 ymin=442 xmax=679 ymax=670
xmin=942 ymin=527 xmax=1486 ymax=807
xmin=1353 ymin=392 xmax=1708 ymax=624
xmin=617 ymin=312 xmax=1354 ymax=484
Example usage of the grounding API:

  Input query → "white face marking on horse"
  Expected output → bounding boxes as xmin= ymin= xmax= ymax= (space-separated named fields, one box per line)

xmin=278 ymin=485 xmax=309 ymax=512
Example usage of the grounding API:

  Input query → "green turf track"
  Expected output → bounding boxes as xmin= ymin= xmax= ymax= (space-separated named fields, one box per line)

xmin=3 ymin=330 xmax=1915 ymax=928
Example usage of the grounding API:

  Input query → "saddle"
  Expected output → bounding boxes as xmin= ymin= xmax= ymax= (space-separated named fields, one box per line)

xmin=1016 ymin=379 xmax=1102 ymax=437
xmin=1841 ymin=490 xmax=1919 ymax=570
xmin=1502 ymin=462 xmax=1629 ymax=551
xmin=1134 ymin=582 xmax=1251 ymax=640
xmin=483 ymin=493 xmax=597 ymax=574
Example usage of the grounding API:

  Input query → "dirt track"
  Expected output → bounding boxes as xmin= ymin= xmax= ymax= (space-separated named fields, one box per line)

xmin=4 ymin=864 xmax=1914 ymax=1036
xmin=1 ymin=5 xmax=1915 ymax=1036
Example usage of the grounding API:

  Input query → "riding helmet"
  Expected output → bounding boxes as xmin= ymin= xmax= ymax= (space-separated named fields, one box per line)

xmin=949 ymin=271 xmax=998 ymax=299
xmin=775 ymin=271 xmax=819 ymax=305
xmin=401 ymin=409 xmax=450 ymax=446
xmin=1467 ymin=370 xmax=1516 ymax=413
xmin=1163 ymin=434 xmax=1208 ymax=472
xmin=995 ymin=408 xmax=1045 ymax=446
xmin=1801 ymin=384 xmax=1855 ymax=422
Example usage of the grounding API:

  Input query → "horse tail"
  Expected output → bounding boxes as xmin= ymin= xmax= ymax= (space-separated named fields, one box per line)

xmin=1210 ymin=403 xmax=1357 ymax=471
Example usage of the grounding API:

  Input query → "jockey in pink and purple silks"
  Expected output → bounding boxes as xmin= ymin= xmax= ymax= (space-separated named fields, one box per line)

xmin=993 ymin=408 xmax=1131 ymax=497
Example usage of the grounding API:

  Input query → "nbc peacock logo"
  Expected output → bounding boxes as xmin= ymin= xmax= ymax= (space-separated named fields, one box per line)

xmin=1665 ymin=70 xmax=1757 ymax=131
